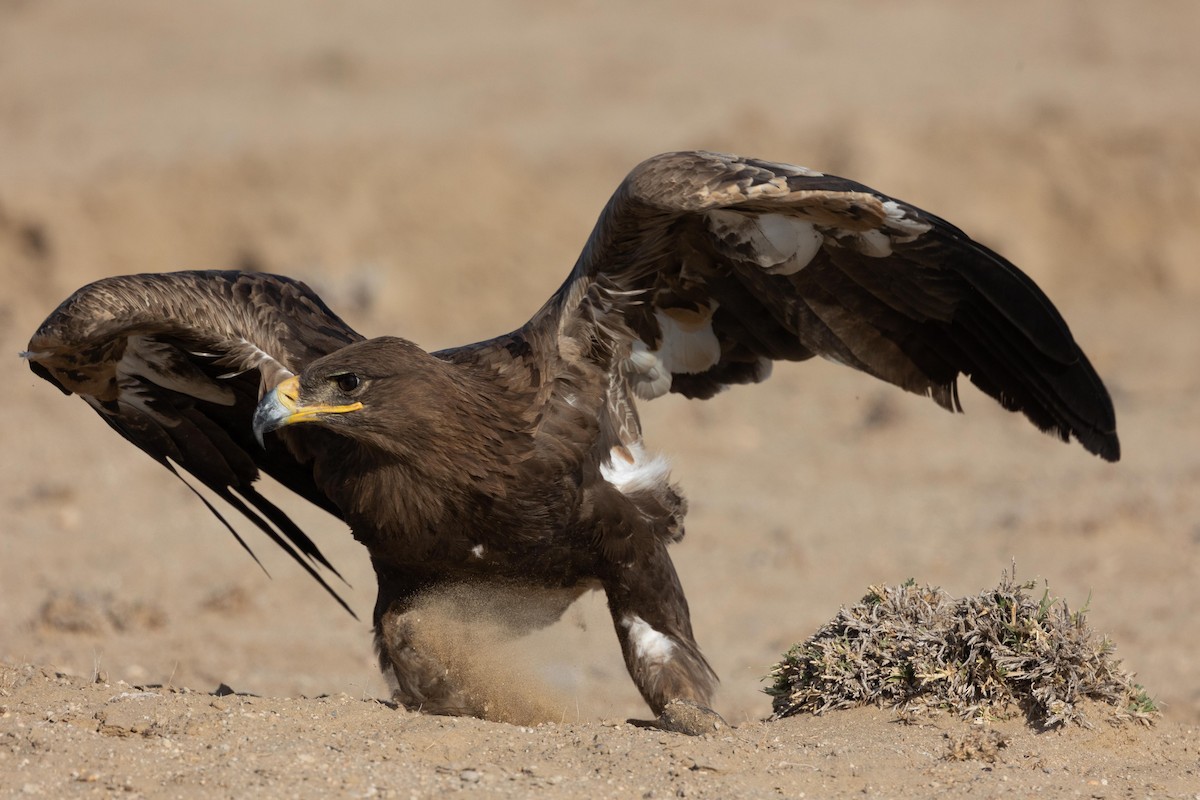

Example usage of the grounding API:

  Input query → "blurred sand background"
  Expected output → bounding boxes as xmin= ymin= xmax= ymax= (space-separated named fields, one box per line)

xmin=2 ymin=1 xmax=1199 ymax=797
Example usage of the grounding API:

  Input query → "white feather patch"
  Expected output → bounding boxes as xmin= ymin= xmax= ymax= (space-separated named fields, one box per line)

xmin=628 ymin=340 xmax=673 ymax=399
xmin=838 ymin=199 xmax=933 ymax=256
xmin=705 ymin=210 xmax=823 ymax=275
xmin=625 ymin=306 xmax=721 ymax=399
xmin=881 ymin=199 xmax=932 ymax=241
xmin=656 ymin=308 xmax=721 ymax=375
xmin=600 ymin=443 xmax=671 ymax=496
xmin=752 ymin=213 xmax=824 ymax=274
xmin=621 ymin=615 xmax=676 ymax=664
xmin=854 ymin=228 xmax=894 ymax=258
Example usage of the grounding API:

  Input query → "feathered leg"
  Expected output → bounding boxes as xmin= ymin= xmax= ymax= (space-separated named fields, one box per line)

xmin=371 ymin=562 xmax=478 ymax=716
xmin=601 ymin=542 xmax=719 ymax=716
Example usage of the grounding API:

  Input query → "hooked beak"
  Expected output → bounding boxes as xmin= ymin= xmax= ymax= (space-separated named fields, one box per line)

xmin=252 ymin=375 xmax=363 ymax=447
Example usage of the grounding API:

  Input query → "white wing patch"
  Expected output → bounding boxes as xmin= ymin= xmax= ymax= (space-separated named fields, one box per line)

xmin=705 ymin=210 xmax=823 ymax=275
xmin=707 ymin=200 xmax=933 ymax=263
xmin=621 ymin=615 xmax=676 ymax=664
xmin=881 ymin=199 xmax=932 ymax=241
xmin=627 ymin=340 xmax=673 ymax=399
xmin=600 ymin=442 xmax=671 ymax=496
xmin=854 ymin=228 xmax=895 ymax=258
xmin=840 ymin=201 xmax=933 ymax=257
xmin=626 ymin=306 xmax=721 ymax=400
xmin=656 ymin=307 xmax=721 ymax=374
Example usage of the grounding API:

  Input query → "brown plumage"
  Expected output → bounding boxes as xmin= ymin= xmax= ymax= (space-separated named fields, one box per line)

xmin=24 ymin=151 xmax=1119 ymax=721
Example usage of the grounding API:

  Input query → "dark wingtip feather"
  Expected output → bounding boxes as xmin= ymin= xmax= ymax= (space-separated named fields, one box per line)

xmin=1097 ymin=436 xmax=1120 ymax=462
xmin=162 ymin=460 xmax=272 ymax=576
xmin=219 ymin=487 xmax=358 ymax=619
xmin=928 ymin=228 xmax=1121 ymax=464
xmin=1078 ymin=427 xmax=1120 ymax=462
xmin=238 ymin=484 xmax=350 ymax=584
xmin=162 ymin=460 xmax=358 ymax=619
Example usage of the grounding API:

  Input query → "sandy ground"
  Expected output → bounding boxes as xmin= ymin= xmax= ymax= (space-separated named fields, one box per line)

xmin=2 ymin=1 xmax=1199 ymax=797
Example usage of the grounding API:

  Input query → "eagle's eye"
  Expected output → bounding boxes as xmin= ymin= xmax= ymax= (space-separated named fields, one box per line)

xmin=332 ymin=373 xmax=361 ymax=393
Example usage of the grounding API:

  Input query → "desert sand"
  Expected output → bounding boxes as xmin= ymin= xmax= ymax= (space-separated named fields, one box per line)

xmin=2 ymin=1 xmax=1198 ymax=797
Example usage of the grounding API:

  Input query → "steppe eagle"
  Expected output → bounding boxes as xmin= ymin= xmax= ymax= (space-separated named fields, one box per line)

xmin=24 ymin=151 xmax=1119 ymax=725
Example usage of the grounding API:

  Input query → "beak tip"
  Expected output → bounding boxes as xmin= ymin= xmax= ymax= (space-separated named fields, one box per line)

xmin=251 ymin=386 xmax=289 ymax=447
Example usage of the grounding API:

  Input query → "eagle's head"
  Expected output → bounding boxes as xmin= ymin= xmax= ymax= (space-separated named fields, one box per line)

xmin=252 ymin=336 xmax=449 ymax=451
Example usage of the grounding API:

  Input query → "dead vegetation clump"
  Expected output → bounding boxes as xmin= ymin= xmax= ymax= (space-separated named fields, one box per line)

xmin=767 ymin=570 xmax=1156 ymax=728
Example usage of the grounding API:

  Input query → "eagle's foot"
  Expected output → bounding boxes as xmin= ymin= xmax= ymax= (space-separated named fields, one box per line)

xmin=390 ymin=686 xmax=478 ymax=717
xmin=637 ymin=699 xmax=727 ymax=736
xmin=380 ymin=636 xmax=481 ymax=717
xmin=375 ymin=605 xmax=483 ymax=717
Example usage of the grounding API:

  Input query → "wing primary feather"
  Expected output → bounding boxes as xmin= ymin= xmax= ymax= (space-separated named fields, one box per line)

xmin=951 ymin=299 xmax=1118 ymax=460
xmin=216 ymin=486 xmax=357 ymax=618
xmin=166 ymin=455 xmax=355 ymax=618
xmin=161 ymin=459 xmax=271 ymax=575
xmin=236 ymin=484 xmax=348 ymax=582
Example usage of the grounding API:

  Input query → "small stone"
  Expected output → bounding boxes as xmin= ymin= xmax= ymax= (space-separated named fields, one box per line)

xmin=459 ymin=769 xmax=481 ymax=783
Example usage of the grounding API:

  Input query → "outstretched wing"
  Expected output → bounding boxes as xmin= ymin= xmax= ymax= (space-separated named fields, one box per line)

xmin=24 ymin=270 xmax=365 ymax=614
xmin=552 ymin=150 xmax=1119 ymax=461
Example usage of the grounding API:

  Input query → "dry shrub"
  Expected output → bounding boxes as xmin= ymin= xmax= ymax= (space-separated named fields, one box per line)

xmin=767 ymin=569 xmax=1156 ymax=728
